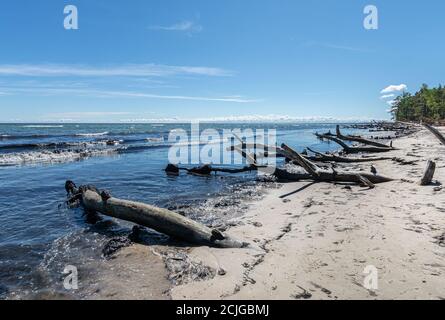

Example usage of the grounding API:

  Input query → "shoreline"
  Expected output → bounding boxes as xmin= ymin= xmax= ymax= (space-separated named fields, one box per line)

xmin=19 ymin=126 xmax=444 ymax=300
xmin=166 ymin=127 xmax=445 ymax=300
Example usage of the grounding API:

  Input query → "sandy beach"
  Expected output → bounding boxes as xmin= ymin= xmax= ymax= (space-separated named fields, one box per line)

xmin=60 ymin=127 xmax=444 ymax=300
xmin=161 ymin=127 xmax=445 ymax=300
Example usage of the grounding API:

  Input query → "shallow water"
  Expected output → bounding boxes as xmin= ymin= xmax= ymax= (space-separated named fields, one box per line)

xmin=0 ymin=122 xmax=364 ymax=299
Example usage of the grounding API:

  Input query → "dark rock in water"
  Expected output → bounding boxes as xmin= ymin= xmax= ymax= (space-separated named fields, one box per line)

xmin=102 ymin=236 xmax=132 ymax=258
xmin=165 ymin=163 xmax=180 ymax=175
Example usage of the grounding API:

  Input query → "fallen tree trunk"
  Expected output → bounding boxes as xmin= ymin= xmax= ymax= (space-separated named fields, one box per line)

xmin=424 ymin=124 xmax=445 ymax=145
xmin=315 ymin=133 xmax=394 ymax=154
xmin=305 ymin=148 xmax=391 ymax=163
xmin=67 ymin=183 xmax=247 ymax=249
xmin=166 ymin=163 xmax=258 ymax=175
xmin=335 ymin=125 xmax=392 ymax=148
xmin=420 ymin=160 xmax=436 ymax=186
xmin=281 ymin=144 xmax=394 ymax=184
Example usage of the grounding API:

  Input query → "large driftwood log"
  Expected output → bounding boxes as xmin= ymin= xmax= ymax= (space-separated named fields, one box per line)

xmin=166 ymin=163 xmax=258 ymax=176
xmin=281 ymin=144 xmax=394 ymax=185
xmin=305 ymin=148 xmax=391 ymax=163
xmin=335 ymin=125 xmax=392 ymax=148
xmin=315 ymin=133 xmax=393 ymax=154
xmin=424 ymin=124 xmax=445 ymax=146
xmin=67 ymin=183 xmax=247 ymax=248
xmin=420 ymin=160 xmax=436 ymax=186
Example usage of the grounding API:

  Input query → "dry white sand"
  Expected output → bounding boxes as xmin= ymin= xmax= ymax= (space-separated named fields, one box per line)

xmin=169 ymin=128 xmax=445 ymax=300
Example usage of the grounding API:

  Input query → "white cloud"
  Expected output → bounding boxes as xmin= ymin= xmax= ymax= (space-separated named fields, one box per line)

xmin=380 ymin=94 xmax=395 ymax=99
xmin=381 ymin=84 xmax=407 ymax=93
xmin=386 ymin=100 xmax=397 ymax=106
xmin=149 ymin=21 xmax=202 ymax=34
xmin=0 ymin=63 xmax=232 ymax=77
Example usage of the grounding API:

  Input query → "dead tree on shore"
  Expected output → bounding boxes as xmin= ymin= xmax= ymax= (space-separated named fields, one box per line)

xmin=65 ymin=181 xmax=248 ymax=249
xmin=304 ymin=147 xmax=392 ymax=163
xmin=315 ymin=133 xmax=394 ymax=154
xmin=334 ymin=125 xmax=393 ymax=148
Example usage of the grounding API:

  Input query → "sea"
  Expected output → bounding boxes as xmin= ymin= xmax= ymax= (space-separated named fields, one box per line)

xmin=0 ymin=122 xmax=367 ymax=299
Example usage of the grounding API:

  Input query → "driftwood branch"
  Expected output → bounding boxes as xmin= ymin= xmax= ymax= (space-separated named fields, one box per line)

xmin=306 ymin=148 xmax=391 ymax=163
xmin=335 ymin=125 xmax=392 ymax=148
xmin=166 ymin=163 xmax=258 ymax=176
xmin=357 ymin=175 xmax=375 ymax=189
xmin=424 ymin=124 xmax=445 ymax=145
xmin=315 ymin=133 xmax=394 ymax=154
xmin=281 ymin=144 xmax=320 ymax=177
xmin=66 ymin=182 xmax=247 ymax=248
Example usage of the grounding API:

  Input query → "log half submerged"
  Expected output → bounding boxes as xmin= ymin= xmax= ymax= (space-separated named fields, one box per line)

xmin=69 ymin=184 xmax=248 ymax=249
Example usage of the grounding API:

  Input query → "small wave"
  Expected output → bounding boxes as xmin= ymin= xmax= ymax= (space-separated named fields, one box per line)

xmin=0 ymin=148 xmax=119 ymax=166
xmin=75 ymin=132 xmax=109 ymax=137
xmin=0 ymin=141 xmax=111 ymax=152
xmin=145 ymin=137 xmax=165 ymax=143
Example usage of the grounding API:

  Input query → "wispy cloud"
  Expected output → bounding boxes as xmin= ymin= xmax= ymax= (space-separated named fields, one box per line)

xmin=0 ymin=63 xmax=232 ymax=77
xmin=381 ymin=84 xmax=407 ymax=93
xmin=302 ymin=41 xmax=372 ymax=53
xmin=380 ymin=94 xmax=395 ymax=99
xmin=0 ymin=86 xmax=258 ymax=103
xmin=149 ymin=20 xmax=202 ymax=34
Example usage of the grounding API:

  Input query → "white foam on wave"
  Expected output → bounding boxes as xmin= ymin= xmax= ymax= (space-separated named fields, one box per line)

xmin=75 ymin=132 xmax=109 ymax=137
xmin=145 ymin=137 xmax=165 ymax=143
xmin=0 ymin=148 xmax=118 ymax=166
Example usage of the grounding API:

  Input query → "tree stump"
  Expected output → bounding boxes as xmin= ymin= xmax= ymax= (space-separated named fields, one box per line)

xmin=420 ymin=160 xmax=436 ymax=186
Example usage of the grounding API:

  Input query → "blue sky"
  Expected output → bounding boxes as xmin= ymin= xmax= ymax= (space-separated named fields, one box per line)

xmin=0 ymin=0 xmax=444 ymax=122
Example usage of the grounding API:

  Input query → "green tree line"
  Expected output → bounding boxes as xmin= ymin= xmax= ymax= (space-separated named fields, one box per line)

xmin=393 ymin=84 xmax=445 ymax=123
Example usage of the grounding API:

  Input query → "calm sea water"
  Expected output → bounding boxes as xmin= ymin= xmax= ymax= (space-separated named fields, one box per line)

xmin=0 ymin=122 xmax=364 ymax=299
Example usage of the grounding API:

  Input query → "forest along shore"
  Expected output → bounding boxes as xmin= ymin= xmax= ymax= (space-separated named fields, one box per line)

xmin=167 ymin=126 xmax=445 ymax=300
